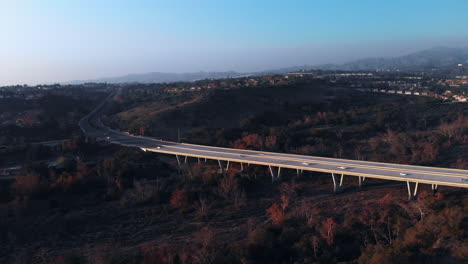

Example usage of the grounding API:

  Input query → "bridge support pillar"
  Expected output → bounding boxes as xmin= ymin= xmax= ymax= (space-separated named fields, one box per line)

xmin=431 ymin=184 xmax=438 ymax=193
xmin=176 ymin=155 xmax=192 ymax=178
xmin=406 ymin=181 xmax=419 ymax=200
xmin=296 ymin=169 xmax=303 ymax=177
xmin=240 ymin=163 xmax=244 ymax=172
xmin=218 ymin=160 xmax=225 ymax=175
xmin=226 ymin=161 xmax=230 ymax=172
xmin=175 ymin=155 xmax=188 ymax=170
xmin=176 ymin=155 xmax=182 ymax=168
xmin=358 ymin=176 xmax=366 ymax=188
xmin=269 ymin=166 xmax=281 ymax=182
xmin=331 ymin=173 xmax=344 ymax=192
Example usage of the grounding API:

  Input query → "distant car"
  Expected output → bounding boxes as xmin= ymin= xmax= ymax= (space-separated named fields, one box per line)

xmin=399 ymin=173 xmax=408 ymax=176
xmin=259 ymin=153 xmax=265 ymax=156
xmin=240 ymin=155 xmax=245 ymax=157
xmin=156 ymin=146 xmax=161 ymax=149
xmin=338 ymin=166 xmax=347 ymax=170
xmin=461 ymin=178 xmax=468 ymax=182
xmin=302 ymin=162 xmax=309 ymax=165
xmin=106 ymin=136 xmax=110 ymax=140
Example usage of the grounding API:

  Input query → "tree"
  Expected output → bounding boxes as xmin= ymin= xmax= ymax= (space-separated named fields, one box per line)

xmin=319 ymin=217 xmax=336 ymax=245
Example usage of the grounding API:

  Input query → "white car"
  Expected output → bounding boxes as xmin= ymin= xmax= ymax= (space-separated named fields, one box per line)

xmin=399 ymin=173 xmax=407 ymax=176
xmin=338 ymin=166 xmax=347 ymax=170
xmin=302 ymin=162 xmax=309 ymax=165
xmin=156 ymin=146 xmax=161 ymax=149
xmin=106 ymin=136 xmax=110 ymax=140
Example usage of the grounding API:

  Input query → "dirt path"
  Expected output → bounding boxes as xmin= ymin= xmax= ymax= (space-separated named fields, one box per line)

xmin=148 ymin=96 xmax=203 ymax=116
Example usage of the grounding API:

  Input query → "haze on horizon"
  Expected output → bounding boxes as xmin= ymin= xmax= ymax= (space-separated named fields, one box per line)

xmin=1 ymin=0 xmax=468 ymax=86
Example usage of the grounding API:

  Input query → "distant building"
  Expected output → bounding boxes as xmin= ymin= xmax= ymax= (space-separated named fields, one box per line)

xmin=0 ymin=166 xmax=21 ymax=176
xmin=453 ymin=95 xmax=468 ymax=102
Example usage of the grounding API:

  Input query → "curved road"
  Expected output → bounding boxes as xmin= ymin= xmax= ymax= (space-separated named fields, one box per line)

xmin=80 ymin=93 xmax=468 ymax=193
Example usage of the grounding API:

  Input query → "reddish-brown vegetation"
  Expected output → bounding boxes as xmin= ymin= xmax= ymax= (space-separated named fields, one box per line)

xmin=266 ymin=203 xmax=285 ymax=226
xmin=170 ymin=188 xmax=189 ymax=209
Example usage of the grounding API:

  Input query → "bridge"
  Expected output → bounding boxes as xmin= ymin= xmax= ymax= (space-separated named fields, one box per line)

xmin=80 ymin=94 xmax=468 ymax=199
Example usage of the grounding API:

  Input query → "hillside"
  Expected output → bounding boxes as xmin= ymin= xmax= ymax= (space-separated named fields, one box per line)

xmin=2 ymin=81 xmax=466 ymax=264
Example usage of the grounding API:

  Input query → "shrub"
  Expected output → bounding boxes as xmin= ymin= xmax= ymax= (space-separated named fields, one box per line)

xmin=13 ymin=173 xmax=46 ymax=197
xmin=266 ymin=203 xmax=285 ymax=226
xmin=120 ymin=182 xmax=159 ymax=208
xmin=319 ymin=217 xmax=336 ymax=245
xmin=193 ymin=227 xmax=217 ymax=264
xmin=194 ymin=196 xmax=212 ymax=220
xmin=140 ymin=243 xmax=177 ymax=264
xmin=217 ymin=172 xmax=239 ymax=200
xmin=170 ymin=188 xmax=189 ymax=209
xmin=279 ymin=183 xmax=297 ymax=210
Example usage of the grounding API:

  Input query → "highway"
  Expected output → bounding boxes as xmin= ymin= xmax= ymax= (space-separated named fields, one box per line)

xmin=80 ymin=93 xmax=468 ymax=198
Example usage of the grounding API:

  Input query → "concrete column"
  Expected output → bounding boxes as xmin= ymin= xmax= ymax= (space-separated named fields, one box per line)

xmin=296 ymin=169 xmax=303 ymax=177
xmin=406 ymin=181 xmax=419 ymax=200
xmin=331 ymin=173 xmax=344 ymax=192
xmin=218 ymin=160 xmax=225 ymax=175
xmin=269 ymin=166 xmax=281 ymax=182
xmin=331 ymin=173 xmax=337 ymax=192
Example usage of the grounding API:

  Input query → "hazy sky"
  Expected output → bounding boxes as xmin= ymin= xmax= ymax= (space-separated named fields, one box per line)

xmin=1 ymin=0 xmax=468 ymax=85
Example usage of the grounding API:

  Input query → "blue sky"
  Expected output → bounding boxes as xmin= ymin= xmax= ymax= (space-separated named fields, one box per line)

xmin=1 ymin=0 xmax=468 ymax=85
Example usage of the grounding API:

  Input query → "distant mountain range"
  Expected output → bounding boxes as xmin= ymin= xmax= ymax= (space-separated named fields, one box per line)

xmin=264 ymin=46 xmax=468 ymax=73
xmin=65 ymin=71 xmax=245 ymax=85
xmin=317 ymin=46 xmax=468 ymax=71
xmin=65 ymin=46 xmax=468 ymax=84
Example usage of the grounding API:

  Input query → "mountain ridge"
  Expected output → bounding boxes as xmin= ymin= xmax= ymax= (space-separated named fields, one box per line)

xmin=64 ymin=46 xmax=468 ymax=84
